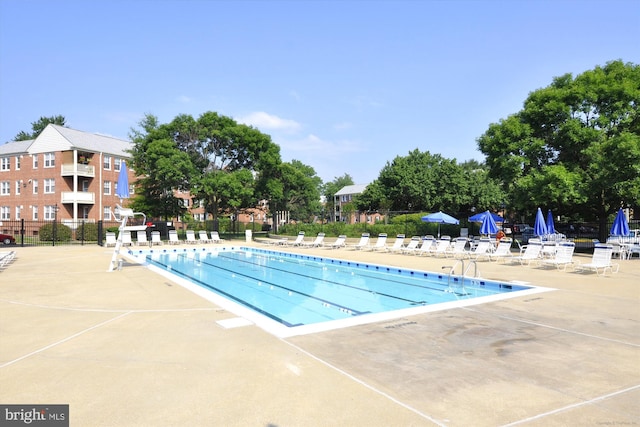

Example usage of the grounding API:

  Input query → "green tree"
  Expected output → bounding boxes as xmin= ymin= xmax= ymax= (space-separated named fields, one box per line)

xmin=129 ymin=112 xmax=283 ymax=222
xmin=13 ymin=115 xmax=66 ymax=141
xmin=321 ymin=174 xmax=354 ymax=222
xmin=478 ymin=60 xmax=640 ymax=239
xmin=278 ymin=160 xmax=322 ymax=222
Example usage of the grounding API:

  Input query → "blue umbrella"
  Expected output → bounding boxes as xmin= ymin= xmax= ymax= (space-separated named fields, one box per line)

xmin=421 ymin=211 xmax=459 ymax=238
xmin=610 ymin=208 xmax=630 ymax=237
xmin=479 ymin=210 xmax=499 ymax=235
xmin=533 ymin=208 xmax=548 ymax=237
xmin=546 ymin=209 xmax=556 ymax=235
xmin=116 ymin=161 xmax=130 ymax=201
xmin=468 ymin=211 xmax=504 ymax=223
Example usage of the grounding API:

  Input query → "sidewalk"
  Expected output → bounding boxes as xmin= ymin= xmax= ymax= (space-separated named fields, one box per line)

xmin=1 ymin=243 xmax=638 ymax=426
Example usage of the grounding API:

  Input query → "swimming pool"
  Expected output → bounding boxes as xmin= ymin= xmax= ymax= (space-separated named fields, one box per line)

xmin=131 ymin=247 xmax=549 ymax=337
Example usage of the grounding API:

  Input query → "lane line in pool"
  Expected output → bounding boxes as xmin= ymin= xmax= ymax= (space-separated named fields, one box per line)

xmin=212 ymin=251 xmax=435 ymax=304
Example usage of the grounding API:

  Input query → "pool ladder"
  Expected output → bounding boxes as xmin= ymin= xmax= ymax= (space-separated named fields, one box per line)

xmin=442 ymin=259 xmax=480 ymax=295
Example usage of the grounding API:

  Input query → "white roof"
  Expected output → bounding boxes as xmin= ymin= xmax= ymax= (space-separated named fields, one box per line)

xmin=335 ymin=184 xmax=368 ymax=196
xmin=0 ymin=139 xmax=34 ymax=155
xmin=0 ymin=124 xmax=132 ymax=157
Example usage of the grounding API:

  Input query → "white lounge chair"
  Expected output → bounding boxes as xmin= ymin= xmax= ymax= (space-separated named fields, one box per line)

xmin=327 ymin=235 xmax=347 ymax=249
xmin=151 ymin=231 xmax=163 ymax=245
xmin=286 ymin=231 xmax=306 ymax=246
xmin=119 ymin=231 xmax=132 ymax=246
xmin=430 ymin=238 xmax=452 ymax=257
xmin=210 ymin=231 xmax=224 ymax=243
xmin=0 ymin=250 xmax=16 ymax=270
xmin=302 ymin=232 xmax=325 ymax=247
xmin=510 ymin=239 xmax=543 ymax=265
xmin=488 ymin=239 xmax=513 ymax=262
xmin=401 ymin=236 xmax=422 ymax=254
xmin=449 ymin=238 xmax=470 ymax=259
xmin=185 ymin=230 xmax=198 ymax=244
xmin=540 ymin=241 xmax=576 ymax=271
xmin=351 ymin=233 xmax=370 ymax=250
xmin=368 ymin=233 xmax=388 ymax=251
xmin=168 ymin=230 xmax=180 ymax=245
xmin=385 ymin=234 xmax=406 ymax=253
xmin=198 ymin=230 xmax=212 ymax=244
xmin=575 ymin=244 xmax=619 ymax=276
xmin=136 ymin=230 xmax=148 ymax=246
xmin=470 ymin=238 xmax=492 ymax=261
xmin=415 ymin=237 xmax=436 ymax=256
xmin=105 ymin=232 xmax=117 ymax=247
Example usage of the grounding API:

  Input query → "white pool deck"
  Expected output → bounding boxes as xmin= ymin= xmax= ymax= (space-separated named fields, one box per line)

xmin=1 ymin=240 xmax=638 ymax=426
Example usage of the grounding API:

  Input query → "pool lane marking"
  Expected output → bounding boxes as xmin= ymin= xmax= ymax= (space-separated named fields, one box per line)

xmin=147 ymin=258 xmax=310 ymax=326
xmin=283 ymin=339 xmax=448 ymax=427
xmin=0 ymin=312 xmax=132 ymax=368
xmin=198 ymin=251 xmax=434 ymax=305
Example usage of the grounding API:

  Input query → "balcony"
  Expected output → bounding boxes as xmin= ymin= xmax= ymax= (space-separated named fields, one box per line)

xmin=61 ymin=191 xmax=95 ymax=204
xmin=61 ymin=163 xmax=95 ymax=177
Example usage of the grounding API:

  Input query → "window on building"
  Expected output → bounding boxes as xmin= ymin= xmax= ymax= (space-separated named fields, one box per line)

xmin=16 ymin=156 xmax=20 ymax=170
xmin=1 ymin=181 xmax=9 ymax=195
xmin=44 ymin=152 xmax=55 ymax=168
xmin=82 ymin=206 xmax=89 ymax=219
xmin=32 ymin=154 xmax=38 ymax=169
xmin=44 ymin=179 xmax=55 ymax=194
xmin=44 ymin=205 xmax=56 ymax=220
xmin=115 ymin=158 xmax=121 ymax=172
xmin=15 ymin=206 xmax=21 ymax=220
xmin=1 ymin=157 xmax=9 ymax=171
xmin=33 ymin=180 xmax=38 ymax=194
xmin=82 ymin=180 xmax=89 ymax=192
xmin=104 ymin=181 xmax=111 ymax=195
xmin=15 ymin=181 xmax=21 ymax=195
xmin=103 ymin=155 xmax=111 ymax=170
xmin=104 ymin=206 xmax=112 ymax=220
xmin=32 ymin=206 xmax=38 ymax=220
xmin=0 ymin=206 xmax=9 ymax=220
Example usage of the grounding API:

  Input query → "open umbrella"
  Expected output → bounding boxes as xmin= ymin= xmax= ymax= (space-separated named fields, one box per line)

xmin=116 ymin=161 xmax=130 ymax=201
xmin=468 ymin=211 xmax=504 ymax=223
xmin=533 ymin=207 xmax=548 ymax=237
xmin=546 ymin=209 xmax=556 ymax=235
xmin=610 ymin=208 xmax=630 ymax=237
xmin=479 ymin=210 xmax=499 ymax=236
xmin=421 ymin=211 xmax=459 ymax=238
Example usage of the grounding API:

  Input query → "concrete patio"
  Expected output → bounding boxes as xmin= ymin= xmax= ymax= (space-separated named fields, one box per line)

xmin=0 ymin=241 xmax=638 ymax=426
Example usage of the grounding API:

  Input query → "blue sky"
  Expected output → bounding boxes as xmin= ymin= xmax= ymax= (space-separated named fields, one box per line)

xmin=1 ymin=0 xmax=638 ymax=185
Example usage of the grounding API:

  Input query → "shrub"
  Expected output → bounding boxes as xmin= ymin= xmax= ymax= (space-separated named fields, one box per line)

xmin=76 ymin=222 xmax=99 ymax=241
xmin=39 ymin=223 xmax=72 ymax=242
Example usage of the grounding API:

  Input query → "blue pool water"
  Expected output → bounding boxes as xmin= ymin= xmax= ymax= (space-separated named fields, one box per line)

xmin=134 ymin=247 xmax=535 ymax=335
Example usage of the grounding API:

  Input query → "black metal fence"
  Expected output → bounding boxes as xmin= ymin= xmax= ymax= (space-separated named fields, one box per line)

xmin=1 ymin=219 xmax=107 ymax=247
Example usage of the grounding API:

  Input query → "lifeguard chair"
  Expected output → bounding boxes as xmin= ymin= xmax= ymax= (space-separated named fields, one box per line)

xmin=107 ymin=205 xmax=147 ymax=272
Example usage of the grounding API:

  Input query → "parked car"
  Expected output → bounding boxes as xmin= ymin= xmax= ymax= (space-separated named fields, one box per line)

xmin=1 ymin=233 xmax=15 ymax=245
xmin=504 ymin=223 xmax=530 ymax=234
xmin=520 ymin=226 xmax=535 ymax=243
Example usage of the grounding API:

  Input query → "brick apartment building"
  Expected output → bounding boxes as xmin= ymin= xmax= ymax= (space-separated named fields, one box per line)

xmin=0 ymin=124 xmax=134 ymax=226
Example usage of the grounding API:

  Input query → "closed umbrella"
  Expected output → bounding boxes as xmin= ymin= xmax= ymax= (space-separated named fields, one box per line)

xmin=421 ymin=211 xmax=459 ymax=238
xmin=533 ymin=208 xmax=548 ymax=237
xmin=468 ymin=211 xmax=504 ymax=223
xmin=546 ymin=209 xmax=556 ymax=235
xmin=479 ymin=210 xmax=499 ymax=236
xmin=610 ymin=208 xmax=630 ymax=237
xmin=116 ymin=161 xmax=130 ymax=202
